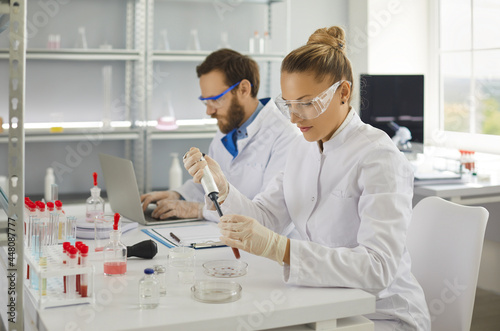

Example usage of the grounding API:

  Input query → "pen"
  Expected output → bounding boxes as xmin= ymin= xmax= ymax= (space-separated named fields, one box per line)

xmin=170 ymin=232 xmax=181 ymax=244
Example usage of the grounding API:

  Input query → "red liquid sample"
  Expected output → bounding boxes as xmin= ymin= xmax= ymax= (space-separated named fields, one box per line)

xmin=232 ymin=248 xmax=240 ymax=259
xmin=104 ymin=262 xmax=127 ymax=275
xmin=94 ymin=247 xmax=103 ymax=252
xmin=81 ymin=285 xmax=88 ymax=297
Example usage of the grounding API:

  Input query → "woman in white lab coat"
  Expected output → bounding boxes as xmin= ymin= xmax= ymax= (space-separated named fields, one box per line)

xmin=184 ymin=26 xmax=430 ymax=330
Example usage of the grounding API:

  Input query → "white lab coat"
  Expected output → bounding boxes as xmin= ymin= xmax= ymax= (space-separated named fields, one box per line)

xmin=217 ymin=110 xmax=430 ymax=330
xmin=176 ymin=99 xmax=299 ymax=222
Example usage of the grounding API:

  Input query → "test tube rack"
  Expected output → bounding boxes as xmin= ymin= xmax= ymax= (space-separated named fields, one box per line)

xmin=24 ymin=246 xmax=95 ymax=309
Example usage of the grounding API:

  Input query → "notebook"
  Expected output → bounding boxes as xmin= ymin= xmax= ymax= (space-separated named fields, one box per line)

xmin=98 ymin=153 xmax=201 ymax=226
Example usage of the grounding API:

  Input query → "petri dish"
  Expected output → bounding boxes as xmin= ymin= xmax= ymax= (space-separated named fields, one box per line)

xmin=203 ymin=260 xmax=248 ymax=278
xmin=191 ymin=280 xmax=242 ymax=304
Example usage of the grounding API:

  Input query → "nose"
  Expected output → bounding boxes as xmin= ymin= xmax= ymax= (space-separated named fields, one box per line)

xmin=206 ymin=105 xmax=216 ymax=116
xmin=290 ymin=112 xmax=302 ymax=124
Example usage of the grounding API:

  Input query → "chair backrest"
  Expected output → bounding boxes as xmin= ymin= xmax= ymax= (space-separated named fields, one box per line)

xmin=407 ymin=196 xmax=489 ymax=331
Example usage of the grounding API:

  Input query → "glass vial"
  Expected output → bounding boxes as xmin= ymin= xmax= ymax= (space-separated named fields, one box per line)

xmin=44 ymin=167 xmax=55 ymax=202
xmin=159 ymin=29 xmax=170 ymax=51
xmin=187 ymin=29 xmax=201 ymax=51
xmin=169 ymin=153 xmax=182 ymax=191
xmin=139 ymin=268 xmax=160 ymax=309
xmin=75 ymin=26 xmax=88 ymax=49
xmin=153 ymin=265 xmax=167 ymax=296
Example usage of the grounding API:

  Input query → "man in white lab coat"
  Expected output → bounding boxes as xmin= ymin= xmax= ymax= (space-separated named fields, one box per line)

xmin=141 ymin=49 xmax=298 ymax=221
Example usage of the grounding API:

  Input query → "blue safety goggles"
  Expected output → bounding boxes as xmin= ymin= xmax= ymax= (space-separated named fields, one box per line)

xmin=199 ymin=81 xmax=241 ymax=107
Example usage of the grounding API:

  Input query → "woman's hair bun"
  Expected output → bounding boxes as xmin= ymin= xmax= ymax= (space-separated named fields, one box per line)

xmin=307 ymin=26 xmax=346 ymax=52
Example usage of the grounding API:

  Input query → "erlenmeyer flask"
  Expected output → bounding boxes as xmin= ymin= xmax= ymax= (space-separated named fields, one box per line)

xmin=156 ymin=92 xmax=178 ymax=131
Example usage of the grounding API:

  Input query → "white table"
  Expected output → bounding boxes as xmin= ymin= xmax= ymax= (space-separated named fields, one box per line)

xmin=414 ymin=180 xmax=500 ymax=205
xmin=23 ymin=206 xmax=375 ymax=331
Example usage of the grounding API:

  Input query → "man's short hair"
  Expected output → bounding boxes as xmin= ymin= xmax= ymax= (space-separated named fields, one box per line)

xmin=196 ymin=48 xmax=260 ymax=98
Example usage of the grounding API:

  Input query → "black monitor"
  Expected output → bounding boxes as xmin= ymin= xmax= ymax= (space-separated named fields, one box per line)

xmin=359 ymin=74 xmax=424 ymax=143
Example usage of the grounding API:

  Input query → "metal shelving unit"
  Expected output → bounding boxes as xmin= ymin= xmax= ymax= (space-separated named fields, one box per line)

xmin=143 ymin=0 xmax=290 ymax=192
xmin=0 ymin=48 xmax=141 ymax=61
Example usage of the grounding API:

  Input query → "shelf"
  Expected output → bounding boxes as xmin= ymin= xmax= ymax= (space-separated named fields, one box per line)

xmin=153 ymin=50 xmax=285 ymax=62
xmin=156 ymin=0 xmax=283 ymax=3
xmin=0 ymin=49 xmax=141 ymax=61
xmin=0 ymin=127 xmax=141 ymax=143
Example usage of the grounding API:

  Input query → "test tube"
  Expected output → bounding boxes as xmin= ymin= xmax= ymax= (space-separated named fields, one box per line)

xmin=67 ymin=246 xmax=77 ymax=299
xmin=39 ymin=256 xmax=47 ymax=296
xmin=66 ymin=216 xmax=77 ymax=245
xmin=80 ymin=245 xmax=89 ymax=297
xmin=62 ymin=242 xmax=69 ymax=294
xmin=75 ymin=242 xmax=83 ymax=294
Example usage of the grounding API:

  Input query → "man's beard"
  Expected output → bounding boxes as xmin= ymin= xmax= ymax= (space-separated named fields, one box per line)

xmin=214 ymin=96 xmax=245 ymax=134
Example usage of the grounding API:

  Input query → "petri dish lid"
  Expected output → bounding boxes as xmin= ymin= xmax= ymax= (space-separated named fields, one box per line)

xmin=203 ymin=260 xmax=248 ymax=278
xmin=191 ymin=280 xmax=242 ymax=304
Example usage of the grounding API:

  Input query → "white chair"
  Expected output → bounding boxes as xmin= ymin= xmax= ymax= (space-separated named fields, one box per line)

xmin=407 ymin=196 xmax=489 ymax=331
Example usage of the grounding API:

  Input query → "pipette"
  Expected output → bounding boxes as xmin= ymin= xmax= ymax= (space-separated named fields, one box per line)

xmin=199 ymin=155 xmax=240 ymax=259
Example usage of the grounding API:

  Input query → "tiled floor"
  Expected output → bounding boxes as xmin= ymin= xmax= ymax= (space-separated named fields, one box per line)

xmin=471 ymin=288 xmax=500 ymax=330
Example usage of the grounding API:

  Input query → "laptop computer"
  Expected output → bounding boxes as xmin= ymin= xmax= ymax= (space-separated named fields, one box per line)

xmin=98 ymin=153 xmax=200 ymax=226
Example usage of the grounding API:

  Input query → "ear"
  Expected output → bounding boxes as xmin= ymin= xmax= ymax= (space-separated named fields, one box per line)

xmin=238 ymin=79 xmax=253 ymax=98
xmin=340 ymin=81 xmax=351 ymax=103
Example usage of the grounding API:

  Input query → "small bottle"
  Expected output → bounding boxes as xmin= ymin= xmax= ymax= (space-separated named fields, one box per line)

xmin=86 ymin=172 xmax=105 ymax=222
xmin=75 ymin=26 xmax=88 ymax=49
xmin=218 ymin=31 xmax=230 ymax=49
xmin=139 ymin=268 xmax=160 ymax=309
xmin=187 ymin=29 xmax=201 ymax=52
xmin=249 ymin=31 xmax=259 ymax=54
xmin=169 ymin=153 xmax=182 ymax=191
xmin=159 ymin=29 xmax=170 ymax=51
xmin=153 ymin=265 xmax=167 ymax=296
xmin=258 ymin=32 xmax=265 ymax=54
xmin=55 ymin=200 xmax=66 ymax=241
xmin=44 ymin=167 xmax=55 ymax=202
xmin=263 ymin=31 xmax=271 ymax=53
xmin=103 ymin=213 xmax=127 ymax=276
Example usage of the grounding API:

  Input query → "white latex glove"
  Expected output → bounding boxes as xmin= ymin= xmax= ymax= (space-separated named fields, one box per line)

xmin=218 ymin=214 xmax=288 ymax=265
xmin=183 ymin=147 xmax=229 ymax=202
xmin=140 ymin=190 xmax=181 ymax=211
xmin=151 ymin=200 xmax=203 ymax=220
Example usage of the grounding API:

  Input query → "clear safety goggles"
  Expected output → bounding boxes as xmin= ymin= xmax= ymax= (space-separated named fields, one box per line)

xmin=199 ymin=81 xmax=241 ymax=108
xmin=275 ymin=80 xmax=351 ymax=120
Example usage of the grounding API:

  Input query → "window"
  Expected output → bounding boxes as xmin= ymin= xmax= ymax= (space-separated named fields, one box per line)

xmin=434 ymin=0 xmax=500 ymax=153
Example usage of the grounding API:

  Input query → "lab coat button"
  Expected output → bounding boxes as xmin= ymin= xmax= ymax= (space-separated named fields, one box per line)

xmin=311 ymin=197 xmax=315 ymax=201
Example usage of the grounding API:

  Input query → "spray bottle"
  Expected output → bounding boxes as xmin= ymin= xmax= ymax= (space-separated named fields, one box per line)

xmin=86 ymin=172 xmax=105 ymax=222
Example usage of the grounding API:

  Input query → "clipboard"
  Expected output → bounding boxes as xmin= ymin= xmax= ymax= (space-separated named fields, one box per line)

xmin=142 ymin=223 xmax=226 ymax=249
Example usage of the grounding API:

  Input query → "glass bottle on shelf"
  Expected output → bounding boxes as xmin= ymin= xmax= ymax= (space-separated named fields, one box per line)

xmin=187 ymin=29 xmax=201 ymax=52
xmin=139 ymin=268 xmax=160 ymax=309
xmin=75 ymin=26 xmax=88 ymax=49
xmin=103 ymin=213 xmax=127 ymax=276
xmin=169 ymin=153 xmax=182 ymax=191
xmin=86 ymin=172 xmax=105 ymax=223
xmin=159 ymin=29 xmax=171 ymax=51
xmin=218 ymin=31 xmax=230 ymax=49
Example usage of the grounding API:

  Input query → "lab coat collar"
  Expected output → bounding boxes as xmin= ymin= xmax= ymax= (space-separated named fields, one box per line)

xmin=236 ymin=98 xmax=281 ymax=152
xmin=319 ymin=108 xmax=361 ymax=155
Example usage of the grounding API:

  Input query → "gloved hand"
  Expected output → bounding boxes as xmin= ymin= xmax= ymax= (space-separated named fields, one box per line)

xmin=218 ymin=215 xmax=288 ymax=265
xmin=140 ymin=191 xmax=181 ymax=211
xmin=151 ymin=200 xmax=203 ymax=220
xmin=183 ymin=147 xmax=229 ymax=202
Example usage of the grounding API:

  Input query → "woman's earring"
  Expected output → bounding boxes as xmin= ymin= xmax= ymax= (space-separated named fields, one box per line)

xmin=341 ymin=101 xmax=345 ymax=105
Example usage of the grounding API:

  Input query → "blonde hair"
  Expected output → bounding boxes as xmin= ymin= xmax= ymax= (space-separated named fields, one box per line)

xmin=281 ymin=26 xmax=353 ymax=102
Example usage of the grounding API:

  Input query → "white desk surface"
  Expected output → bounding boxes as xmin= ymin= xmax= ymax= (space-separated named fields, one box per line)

xmin=413 ymin=180 xmax=500 ymax=205
xmin=24 ymin=205 xmax=375 ymax=331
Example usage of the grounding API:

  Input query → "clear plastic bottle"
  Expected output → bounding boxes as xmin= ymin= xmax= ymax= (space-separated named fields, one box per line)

xmin=153 ymin=265 xmax=167 ymax=296
xmin=263 ymin=31 xmax=271 ymax=53
xmin=103 ymin=213 xmax=127 ymax=276
xmin=169 ymin=153 xmax=182 ymax=191
xmin=218 ymin=31 xmax=230 ymax=49
xmin=187 ymin=28 xmax=201 ymax=51
xmin=249 ymin=31 xmax=259 ymax=54
xmin=75 ymin=26 xmax=88 ymax=49
xmin=86 ymin=172 xmax=105 ymax=222
xmin=44 ymin=167 xmax=55 ymax=202
xmin=139 ymin=268 xmax=160 ymax=309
